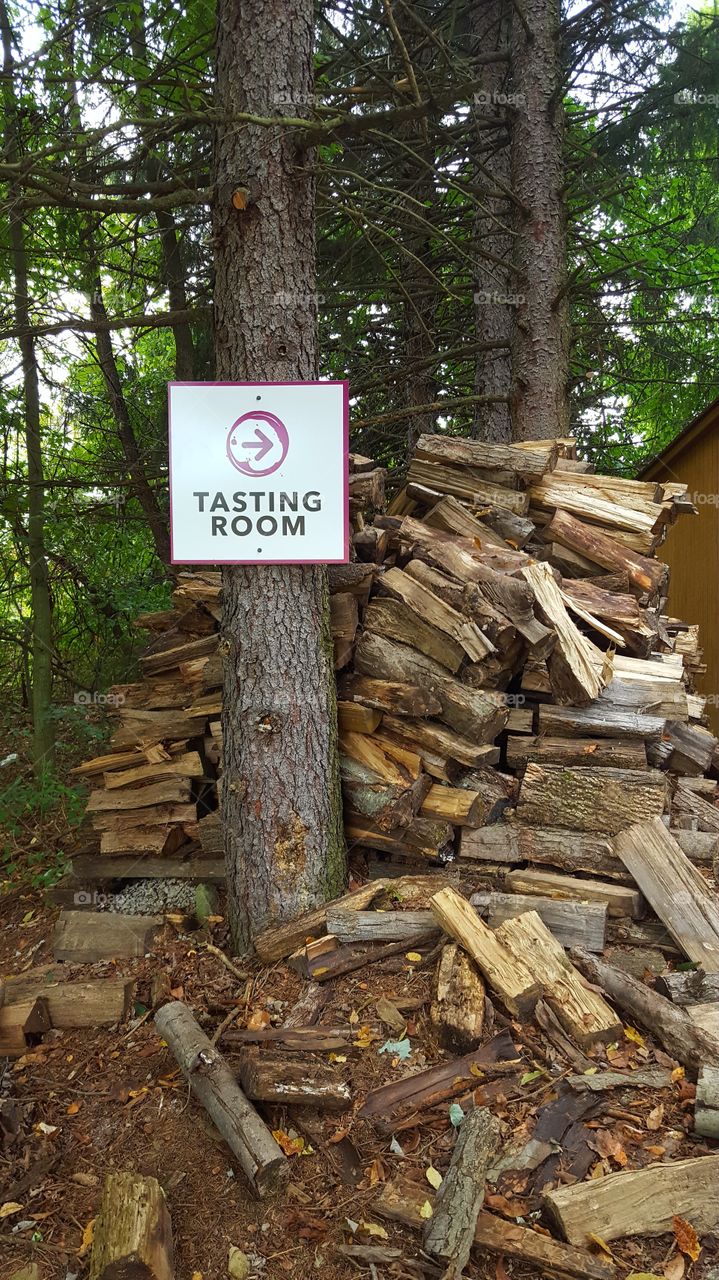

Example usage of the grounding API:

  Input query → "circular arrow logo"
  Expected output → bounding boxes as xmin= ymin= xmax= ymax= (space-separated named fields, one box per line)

xmin=226 ymin=410 xmax=289 ymax=477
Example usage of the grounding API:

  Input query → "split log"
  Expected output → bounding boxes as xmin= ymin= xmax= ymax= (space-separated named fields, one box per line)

xmin=505 ymin=868 xmax=644 ymax=919
xmin=423 ymin=1106 xmax=499 ymax=1279
xmin=140 ymin=632 xmax=217 ymax=676
xmin=544 ymin=1154 xmax=719 ymax=1244
xmin=375 ymin=1174 xmax=615 ymax=1280
xmin=0 ymin=997 xmax=51 ymax=1056
xmin=345 ymin=813 xmax=455 ymax=862
xmin=223 ymin=1028 xmax=348 ymax=1052
xmin=86 ymin=779 xmax=192 ymax=811
xmin=358 ymin=1029 xmax=519 ymax=1121
xmin=430 ymin=942 xmax=487 ymax=1052
xmin=689 ymin=1002 xmax=719 ymax=1039
xmin=615 ymin=817 xmax=719 ymax=970
xmin=672 ymin=785 xmax=719 ymax=833
xmin=413 ymin=433 xmax=556 ymax=478
xmin=254 ymin=880 xmax=383 ymax=963
xmin=424 ymin=494 xmax=514 ymax=549
xmin=537 ymin=704 xmax=664 ymax=741
xmin=669 ymin=828 xmax=719 ymax=864
xmin=330 ymin=591 xmax=359 ymax=668
xmin=364 ymin=598 xmax=465 ymax=672
xmin=420 ymin=784 xmax=484 ymax=826
xmin=516 ymin=763 xmax=667 ymax=834
xmin=379 ymin=566 xmax=494 ymax=661
xmin=53 ymin=911 xmax=162 ymax=962
xmin=460 ymin=823 xmax=621 ymax=878
xmin=695 ymin=1064 xmax=719 ymax=1139
xmin=566 ymin=1066 xmax=672 ymax=1093
xmin=340 ymin=755 xmax=430 ymax=831
xmin=650 ymin=720 xmax=718 ymax=775
xmin=430 ymin=887 xmax=540 ymax=1018
xmin=545 ymin=508 xmax=667 ymax=596
xmin=496 ymin=912 xmax=621 ymax=1048
xmin=337 ymin=673 xmax=442 ymax=719
xmin=570 ymin=948 xmax=719 ymax=1073
xmin=70 ymin=855 xmax=225 ymax=882
xmin=471 ymin=891 xmax=606 ymax=951
xmin=656 ymin=970 xmax=719 ymax=1005
xmin=301 ymin=931 xmax=438 ymax=982
xmin=89 ymin=1171 xmax=174 ymax=1280
xmin=506 ymin=734 xmax=647 ymax=770
xmin=337 ymin=702 xmax=381 ymax=734
xmin=112 ymin=710 xmax=206 ymax=747
xmin=408 ymin=457 xmax=530 ymax=514
xmin=102 ymin=751 xmax=204 ymax=790
xmin=325 ymin=907 xmax=434 ymax=943
xmin=70 ymin=740 xmax=190 ymax=777
xmin=237 ymin=1051 xmax=351 ymax=1110
xmin=521 ymin=561 xmax=607 ymax=704
xmin=2 ymin=968 xmax=134 ymax=1028
xmin=154 ymin=1001 xmax=287 ymax=1195
xmin=355 ymin=632 xmax=509 ymax=742
xmin=381 ymin=715 xmax=500 ymax=770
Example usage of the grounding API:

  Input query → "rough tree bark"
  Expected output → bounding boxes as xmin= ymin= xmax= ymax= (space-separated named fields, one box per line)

xmin=471 ymin=0 xmax=513 ymax=444
xmin=215 ymin=0 xmax=346 ymax=953
xmin=1 ymin=0 xmax=55 ymax=770
xmin=509 ymin=0 xmax=570 ymax=440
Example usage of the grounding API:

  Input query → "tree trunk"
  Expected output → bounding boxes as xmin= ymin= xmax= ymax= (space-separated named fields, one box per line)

xmin=0 ymin=0 xmax=54 ymax=771
xmin=471 ymin=0 xmax=513 ymax=443
xmin=215 ymin=0 xmax=345 ymax=952
xmin=509 ymin=0 xmax=570 ymax=440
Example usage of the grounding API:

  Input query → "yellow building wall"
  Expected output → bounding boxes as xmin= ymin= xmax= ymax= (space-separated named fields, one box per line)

xmin=645 ymin=425 xmax=719 ymax=735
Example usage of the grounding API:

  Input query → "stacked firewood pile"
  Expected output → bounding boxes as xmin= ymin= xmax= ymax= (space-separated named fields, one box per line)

xmin=66 ymin=431 xmax=718 ymax=907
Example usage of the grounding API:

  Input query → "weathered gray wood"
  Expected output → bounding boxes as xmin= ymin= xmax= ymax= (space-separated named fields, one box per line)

xmin=325 ymin=907 xmax=433 ymax=943
xmin=656 ymin=970 xmax=719 ymax=1006
xmin=430 ymin=942 xmax=487 ymax=1052
xmin=423 ymin=1107 xmax=499 ymax=1279
xmin=506 ymin=733 xmax=647 ymax=770
xmin=538 ymin=703 xmax=664 ymax=741
xmin=154 ymin=1001 xmax=287 ymax=1195
xmin=471 ymin=890 xmax=607 ymax=951
xmin=544 ymin=1155 xmax=719 ymax=1244
xmin=89 ymin=1171 xmax=174 ymax=1280
xmin=2 ymin=968 xmax=134 ymax=1028
xmin=254 ymin=880 xmax=383 ymax=963
xmin=672 ymin=784 xmax=719 ymax=834
xmin=237 ymin=1051 xmax=351 ymax=1110
xmin=670 ymin=828 xmax=719 ymax=865
xmin=53 ymin=910 xmax=162 ymax=962
xmin=571 ymin=949 xmax=719 ymax=1073
xmin=695 ymin=1064 xmax=719 ymax=1139
xmin=689 ymin=1002 xmax=719 ymax=1040
xmin=516 ymin=763 xmax=667 ymax=834
xmin=566 ymin=1067 xmax=672 ymax=1093
xmin=615 ymin=817 xmax=719 ymax=970
xmin=505 ymin=868 xmax=644 ymax=919
xmin=460 ymin=823 xmax=622 ymax=878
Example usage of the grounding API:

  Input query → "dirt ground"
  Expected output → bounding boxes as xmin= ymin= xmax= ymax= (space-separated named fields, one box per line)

xmin=1 ymin=883 xmax=718 ymax=1280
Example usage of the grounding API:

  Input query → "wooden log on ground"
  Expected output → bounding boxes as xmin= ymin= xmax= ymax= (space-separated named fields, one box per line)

xmin=689 ymin=1002 xmax=719 ymax=1039
xmin=521 ymin=561 xmax=607 ymax=704
xmin=543 ymin=1154 xmax=719 ymax=1245
xmin=375 ymin=1174 xmax=615 ymax=1280
xmin=358 ymin=1029 xmax=519 ymax=1121
xmin=253 ymin=881 xmax=383 ymax=963
xmin=506 ymin=734 xmax=647 ymax=770
xmin=566 ymin=1066 xmax=672 ymax=1093
xmin=237 ymin=1051 xmax=351 ymax=1110
xmin=337 ymin=674 xmax=442 ymax=719
xmin=70 ymin=855 xmax=226 ymax=882
xmin=0 ymin=997 xmax=51 ymax=1057
xmin=496 ymin=911 xmax=621 ymax=1048
xmin=53 ymin=911 xmax=162 ymax=962
xmin=154 ymin=1001 xmax=287 ymax=1195
xmin=695 ymin=1064 xmax=719 ymax=1138
xmin=656 ymin=970 xmax=719 ymax=1005
xmin=505 ymin=868 xmax=644 ymax=919
xmin=89 ymin=1171 xmax=174 ymax=1280
xmin=423 ymin=1106 xmax=499 ymax=1280
xmin=430 ymin=942 xmax=487 ymax=1052
xmin=325 ymin=907 xmax=434 ymax=943
xmin=430 ymin=887 xmax=540 ymax=1018
xmin=460 ymin=823 xmax=621 ymax=878
xmin=545 ymin=508 xmax=667 ymax=596
xmin=615 ymin=817 xmax=719 ymax=970
xmin=570 ymin=949 xmax=719 ymax=1072
xmin=301 ymin=931 xmax=438 ymax=982
xmin=2 ymin=968 xmax=134 ymax=1028
xmin=516 ymin=763 xmax=667 ymax=834
xmin=471 ymin=891 xmax=607 ymax=951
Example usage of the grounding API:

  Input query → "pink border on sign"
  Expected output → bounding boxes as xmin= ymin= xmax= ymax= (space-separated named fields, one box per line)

xmin=167 ymin=380 xmax=350 ymax=566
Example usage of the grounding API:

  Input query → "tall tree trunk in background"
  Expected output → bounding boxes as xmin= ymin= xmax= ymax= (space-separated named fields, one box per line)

xmin=215 ymin=0 xmax=346 ymax=953
xmin=1 ymin=0 xmax=54 ymax=771
xmin=471 ymin=0 xmax=513 ymax=444
xmin=509 ymin=0 xmax=569 ymax=440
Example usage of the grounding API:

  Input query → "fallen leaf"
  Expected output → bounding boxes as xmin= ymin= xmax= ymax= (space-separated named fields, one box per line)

xmin=328 ymin=1052 xmax=347 ymax=1064
xmin=663 ymin=1254 xmax=685 ymax=1280
xmin=67 ymin=1101 xmax=81 ymax=1115
xmin=71 ymin=1172 xmax=98 ymax=1187
xmin=376 ymin=997 xmax=406 ymax=1033
xmin=646 ymin=1103 xmax=664 ymax=1130
xmin=590 ymin=1129 xmax=628 ymax=1167
xmin=588 ymin=1233 xmax=616 ymax=1260
xmin=272 ymin=1129 xmax=305 ymax=1157
xmin=228 ymin=1245 xmax=251 ymax=1280
xmin=624 ymin=1025 xmax=645 ymax=1046
xmin=520 ymin=1069 xmax=543 ymax=1086
xmin=78 ymin=1216 xmax=95 ymax=1257
xmin=426 ymin=1165 xmax=443 ymax=1190
xmin=419 ymin=1200 xmax=433 ymax=1220
xmin=247 ymin=1009 xmax=271 ymax=1031
xmin=673 ymin=1216 xmax=701 ymax=1262
xmin=191 ymin=1273 xmax=203 ymax=1280
xmin=0 ymin=1202 xmax=23 ymax=1219
xmin=405 ymin=952 xmax=422 ymax=963
xmin=358 ymin=1221 xmax=389 ymax=1239
xmin=671 ymin=1066 xmax=685 ymax=1082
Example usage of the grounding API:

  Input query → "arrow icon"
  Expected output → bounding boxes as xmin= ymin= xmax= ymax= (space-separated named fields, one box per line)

xmin=242 ymin=427 xmax=273 ymax=463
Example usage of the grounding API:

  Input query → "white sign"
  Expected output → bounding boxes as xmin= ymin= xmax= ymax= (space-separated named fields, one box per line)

xmin=168 ymin=381 xmax=349 ymax=564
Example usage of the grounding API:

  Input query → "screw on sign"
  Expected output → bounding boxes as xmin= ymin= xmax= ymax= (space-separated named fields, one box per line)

xmin=227 ymin=410 xmax=289 ymax=477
